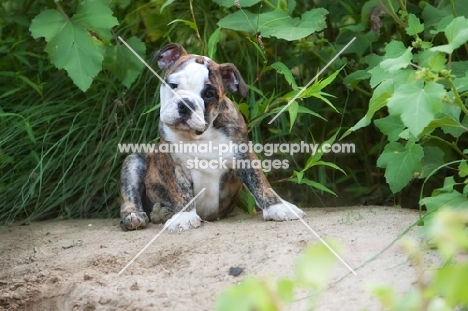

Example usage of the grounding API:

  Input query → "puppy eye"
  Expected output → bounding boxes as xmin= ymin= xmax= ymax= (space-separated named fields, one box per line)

xmin=203 ymin=89 xmax=216 ymax=99
xmin=168 ymin=83 xmax=178 ymax=89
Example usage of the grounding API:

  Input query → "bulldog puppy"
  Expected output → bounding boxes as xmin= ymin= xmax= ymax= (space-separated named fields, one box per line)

xmin=119 ymin=43 xmax=305 ymax=232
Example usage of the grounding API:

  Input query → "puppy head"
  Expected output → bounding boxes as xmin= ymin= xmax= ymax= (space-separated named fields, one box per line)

xmin=153 ymin=43 xmax=248 ymax=136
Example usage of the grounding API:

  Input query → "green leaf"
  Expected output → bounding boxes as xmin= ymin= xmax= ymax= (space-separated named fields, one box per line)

xmin=382 ymin=40 xmax=409 ymax=57
xmin=289 ymin=177 xmax=337 ymax=196
xmin=256 ymin=8 xmax=328 ymax=41
xmin=207 ymin=28 xmax=221 ymax=59
xmin=219 ymin=8 xmax=328 ymax=41
xmin=30 ymin=1 xmax=118 ymax=92
xmin=0 ymin=87 xmax=21 ymax=99
xmin=217 ymin=10 xmax=257 ymax=33
xmin=215 ymin=278 xmax=277 ymax=311
xmin=288 ymin=100 xmax=298 ymax=132
xmin=367 ymin=283 xmax=396 ymax=310
xmin=419 ymin=115 xmax=465 ymax=138
xmin=453 ymin=72 xmax=468 ymax=93
xmin=31 ymin=10 xmax=105 ymax=92
xmin=105 ymin=36 xmax=146 ymax=88
xmin=142 ymin=103 xmax=160 ymax=115
xmin=387 ymin=82 xmax=445 ymax=137
xmin=282 ymin=66 xmax=343 ymax=112
xmin=295 ymin=242 xmax=338 ymax=289
xmin=238 ymin=103 xmax=250 ymax=119
xmin=17 ymin=75 xmax=43 ymax=96
xmin=294 ymin=170 xmax=304 ymax=183
xmin=459 ymin=161 xmax=468 ymax=178
xmin=29 ymin=10 xmax=66 ymax=42
xmin=304 ymin=156 xmax=347 ymax=174
xmin=421 ymin=3 xmax=450 ymax=31
xmin=380 ymin=47 xmax=413 ymax=72
xmin=377 ymin=141 xmax=424 ymax=193
xmin=374 ymin=115 xmax=405 ymax=142
xmin=406 ymin=14 xmax=424 ymax=36
xmin=160 ymin=0 xmax=176 ymax=13
xmin=431 ymin=17 xmax=468 ymax=54
xmin=433 ymin=264 xmax=468 ymax=306
xmin=168 ymin=19 xmax=197 ymax=31
xmin=72 ymin=0 xmax=119 ymax=43
xmin=306 ymin=131 xmax=338 ymax=163
xmin=240 ymin=188 xmax=256 ymax=214
xmin=277 ymin=278 xmax=294 ymax=303
xmin=341 ymin=80 xmax=393 ymax=139
xmin=416 ymin=50 xmax=447 ymax=72
xmin=24 ymin=121 xmax=36 ymax=143
xmin=296 ymin=106 xmax=326 ymax=121
xmin=267 ymin=61 xmax=298 ymax=89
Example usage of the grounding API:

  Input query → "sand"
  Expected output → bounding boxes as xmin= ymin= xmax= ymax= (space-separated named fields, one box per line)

xmin=0 ymin=206 xmax=437 ymax=311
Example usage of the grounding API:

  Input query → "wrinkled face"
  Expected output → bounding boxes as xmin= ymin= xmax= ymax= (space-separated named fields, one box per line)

xmin=160 ymin=56 xmax=221 ymax=135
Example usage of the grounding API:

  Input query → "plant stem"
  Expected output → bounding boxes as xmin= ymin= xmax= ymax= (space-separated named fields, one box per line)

xmin=449 ymin=0 xmax=457 ymax=17
xmin=446 ymin=76 xmax=468 ymax=115
xmin=270 ymin=175 xmax=293 ymax=184
xmin=396 ymin=0 xmax=406 ymax=13
xmin=189 ymin=0 xmax=206 ymax=55
xmin=379 ymin=0 xmax=406 ymax=28
xmin=55 ymin=1 xmax=70 ymax=20
xmin=261 ymin=0 xmax=276 ymax=10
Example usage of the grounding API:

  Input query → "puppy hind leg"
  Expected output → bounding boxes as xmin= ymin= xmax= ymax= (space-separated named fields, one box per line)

xmin=120 ymin=154 xmax=150 ymax=230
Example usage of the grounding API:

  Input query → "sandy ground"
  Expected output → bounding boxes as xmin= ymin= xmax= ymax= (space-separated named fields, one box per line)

xmin=0 ymin=206 xmax=439 ymax=311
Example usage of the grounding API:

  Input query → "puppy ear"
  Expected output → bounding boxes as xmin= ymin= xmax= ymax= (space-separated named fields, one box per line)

xmin=219 ymin=63 xmax=248 ymax=97
xmin=153 ymin=43 xmax=187 ymax=71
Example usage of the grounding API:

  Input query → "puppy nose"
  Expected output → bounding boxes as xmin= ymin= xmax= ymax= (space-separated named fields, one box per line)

xmin=177 ymin=99 xmax=195 ymax=117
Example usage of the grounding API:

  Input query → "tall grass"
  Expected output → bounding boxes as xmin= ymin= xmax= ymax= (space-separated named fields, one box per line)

xmin=0 ymin=66 xmax=163 ymax=225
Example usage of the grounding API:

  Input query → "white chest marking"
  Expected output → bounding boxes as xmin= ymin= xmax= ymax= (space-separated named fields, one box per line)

xmin=163 ymin=126 xmax=235 ymax=218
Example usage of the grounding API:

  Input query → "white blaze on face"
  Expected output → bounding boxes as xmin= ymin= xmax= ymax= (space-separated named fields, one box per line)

xmin=160 ymin=58 xmax=210 ymax=132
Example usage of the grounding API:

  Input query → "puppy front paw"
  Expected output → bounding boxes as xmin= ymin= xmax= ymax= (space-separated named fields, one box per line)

xmin=164 ymin=211 xmax=201 ymax=232
xmin=263 ymin=202 xmax=305 ymax=221
xmin=120 ymin=212 xmax=149 ymax=231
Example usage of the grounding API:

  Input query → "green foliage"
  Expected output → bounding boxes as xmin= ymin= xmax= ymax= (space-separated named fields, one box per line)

xmin=215 ymin=242 xmax=339 ymax=311
xmin=30 ymin=0 xmax=118 ymax=91
xmin=217 ymin=7 xmax=329 ymax=41
xmin=369 ymin=209 xmax=468 ymax=310
xmin=376 ymin=141 xmax=424 ymax=193
xmin=344 ymin=0 xmax=468 ymax=214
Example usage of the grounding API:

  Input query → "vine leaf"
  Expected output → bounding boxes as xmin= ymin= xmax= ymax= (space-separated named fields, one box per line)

xmin=387 ymin=82 xmax=445 ymax=137
xmin=380 ymin=47 xmax=413 ymax=72
xmin=218 ymin=8 xmax=328 ymax=41
xmin=256 ymin=9 xmax=328 ymax=41
xmin=377 ymin=141 xmax=424 ymax=193
xmin=73 ymin=0 xmax=118 ymax=43
xmin=30 ymin=0 xmax=119 ymax=92
xmin=431 ymin=16 xmax=468 ymax=54
xmin=374 ymin=115 xmax=405 ymax=142
xmin=406 ymin=14 xmax=424 ymax=36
